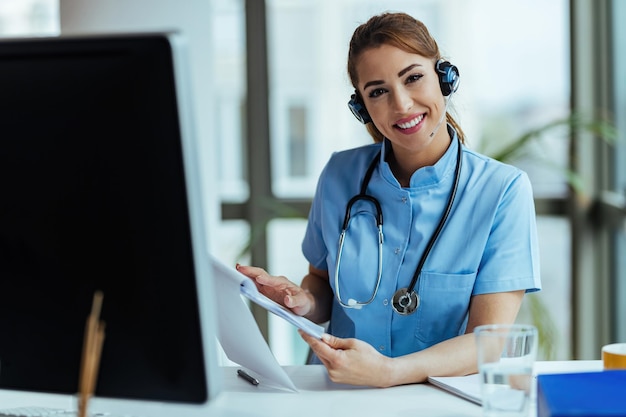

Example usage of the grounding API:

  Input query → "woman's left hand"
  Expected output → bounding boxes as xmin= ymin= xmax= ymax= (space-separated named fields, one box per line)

xmin=299 ymin=330 xmax=393 ymax=387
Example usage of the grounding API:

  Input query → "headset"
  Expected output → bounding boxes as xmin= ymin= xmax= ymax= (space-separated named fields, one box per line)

xmin=348 ymin=59 xmax=460 ymax=124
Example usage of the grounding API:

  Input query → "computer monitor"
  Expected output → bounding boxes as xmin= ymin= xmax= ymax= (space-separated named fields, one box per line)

xmin=59 ymin=0 xmax=221 ymax=244
xmin=0 ymin=33 xmax=221 ymax=416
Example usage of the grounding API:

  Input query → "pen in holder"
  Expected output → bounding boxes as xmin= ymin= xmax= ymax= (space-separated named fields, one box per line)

xmin=78 ymin=291 xmax=106 ymax=417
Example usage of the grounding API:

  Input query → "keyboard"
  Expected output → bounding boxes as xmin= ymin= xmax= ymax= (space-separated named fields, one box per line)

xmin=0 ymin=408 xmax=74 ymax=417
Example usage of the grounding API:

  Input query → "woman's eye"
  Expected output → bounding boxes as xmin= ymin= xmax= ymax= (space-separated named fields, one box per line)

xmin=368 ymin=88 xmax=386 ymax=98
xmin=406 ymin=74 xmax=423 ymax=84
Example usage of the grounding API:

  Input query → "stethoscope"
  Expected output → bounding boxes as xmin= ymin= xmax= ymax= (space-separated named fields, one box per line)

xmin=334 ymin=135 xmax=462 ymax=315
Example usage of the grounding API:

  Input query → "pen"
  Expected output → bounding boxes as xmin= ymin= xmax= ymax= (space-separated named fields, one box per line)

xmin=237 ymin=369 xmax=259 ymax=386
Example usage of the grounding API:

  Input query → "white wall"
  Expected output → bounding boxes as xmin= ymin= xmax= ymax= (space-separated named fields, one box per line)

xmin=60 ymin=0 xmax=220 ymax=254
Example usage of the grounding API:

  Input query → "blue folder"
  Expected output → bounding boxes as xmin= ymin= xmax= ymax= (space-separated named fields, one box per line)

xmin=537 ymin=370 xmax=626 ymax=417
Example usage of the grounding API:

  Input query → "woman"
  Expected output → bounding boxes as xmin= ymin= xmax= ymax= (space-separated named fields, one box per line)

xmin=236 ymin=12 xmax=541 ymax=387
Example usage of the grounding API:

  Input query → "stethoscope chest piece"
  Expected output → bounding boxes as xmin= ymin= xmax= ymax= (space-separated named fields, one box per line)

xmin=391 ymin=288 xmax=419 ymax=315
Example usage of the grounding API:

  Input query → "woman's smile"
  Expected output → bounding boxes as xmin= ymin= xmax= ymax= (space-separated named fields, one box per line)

xmin=395 ymin=113 xmax=425 ymax=133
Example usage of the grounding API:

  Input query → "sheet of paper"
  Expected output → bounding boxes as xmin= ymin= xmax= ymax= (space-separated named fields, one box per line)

xmin=212 ymin=256 xmax=324 ymax=392
xmin=239 ymin=283 xmax=325 ymax=340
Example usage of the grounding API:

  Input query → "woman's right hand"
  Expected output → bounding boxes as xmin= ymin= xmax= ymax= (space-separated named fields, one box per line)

xmin=235 ymin=264 xmax=314 ymax=317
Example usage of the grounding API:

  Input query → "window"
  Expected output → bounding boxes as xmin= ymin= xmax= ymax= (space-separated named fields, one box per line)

xmin=16 ymin=0 xmax=617 ymax=366
xmin=212 ymin=0 xmax=248 ymax=203
xmin=287 ymin=106 xmax=308 ymax=177
xmin=609 ymin=0 xmax=626 ymax=342
xmin=255 ymin=0 xmax=572 ymax=363
xmin=0 ymin=0 xmax=58 ymax=36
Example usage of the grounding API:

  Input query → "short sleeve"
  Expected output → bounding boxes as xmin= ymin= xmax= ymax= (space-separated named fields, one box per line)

xmin=472 ymin=170 xmax=541 ymax=295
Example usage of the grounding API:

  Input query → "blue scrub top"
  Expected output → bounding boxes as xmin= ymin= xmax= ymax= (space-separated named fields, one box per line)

xmin=302 ymin=126 xmax=541 ymax=358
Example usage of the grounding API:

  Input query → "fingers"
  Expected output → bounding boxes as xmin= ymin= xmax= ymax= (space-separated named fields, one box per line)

xmin=235 ymin=264 xmax=290 ymax=288
xmin=299 ymin=331 xmax=336 ymax=366
xmin=320 ymin=333 xmax=346 ymax=349
xmin=300 ymin=332 xmax=356 ymax=383
xmin=235 ymin=264 xmax=273 ymax=284
xmin=299 ymin=331 xmax=388 ymax=387
xmin=300 ymin=331 xmax=353 ymax=359
xmin=236 ymin=264 xmax=289 ymax=293
xmin=236 ymin=264 xmax=312 ymax=316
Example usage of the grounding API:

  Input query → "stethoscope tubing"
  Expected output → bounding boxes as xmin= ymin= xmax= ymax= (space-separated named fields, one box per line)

xmin=334 ymin=135 xmax=462 ymax=311
xmin=334 ymin=223 xmax=384 ymax=308
xmin=403 ymin=136 xmax=462 ymax=296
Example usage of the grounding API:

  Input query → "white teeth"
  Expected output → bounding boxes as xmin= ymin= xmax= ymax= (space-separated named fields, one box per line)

xmin=397 ymin=114 xmax=424 ymax=129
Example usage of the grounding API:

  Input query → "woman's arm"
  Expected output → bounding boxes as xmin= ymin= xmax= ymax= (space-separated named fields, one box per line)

xmin=302 ymin=289 xmax=525 ymax=387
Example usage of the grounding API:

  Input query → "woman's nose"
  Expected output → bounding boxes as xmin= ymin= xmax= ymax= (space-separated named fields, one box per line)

xmin=391 ymin=88 xmax=413 ymax=113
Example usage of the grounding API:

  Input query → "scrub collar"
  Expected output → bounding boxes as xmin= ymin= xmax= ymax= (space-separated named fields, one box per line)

xmin=379 ymin=124 xmax=460 ymax=189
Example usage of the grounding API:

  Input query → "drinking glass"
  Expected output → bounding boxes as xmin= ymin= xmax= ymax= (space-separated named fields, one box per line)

xmin=475 ymin=324 xmax=538 ymax=417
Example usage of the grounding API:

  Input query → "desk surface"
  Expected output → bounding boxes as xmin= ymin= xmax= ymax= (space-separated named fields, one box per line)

xmin=0 ymin=361 xmax=603 ymax=417
xmin=212 ymin=360 xmax=603 ymax=417
xmin=214 ymin=365 xmax=483 ymax=417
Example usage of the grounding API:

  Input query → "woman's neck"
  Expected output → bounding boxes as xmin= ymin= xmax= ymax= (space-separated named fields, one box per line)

xmin=386 ymin=134 xmax=452 ymax=187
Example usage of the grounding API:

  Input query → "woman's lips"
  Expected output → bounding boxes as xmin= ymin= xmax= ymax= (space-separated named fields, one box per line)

xmin=395 ymin=113 xmax=425 ymax=133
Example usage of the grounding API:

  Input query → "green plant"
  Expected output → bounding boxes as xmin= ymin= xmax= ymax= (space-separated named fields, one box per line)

xmin=481 ymin=113 xmax=618 ymax=194
xmin=482 ymin=112 xmax=618 ymax=360
xmin=525 ymin=293 xmax=560 ymax=360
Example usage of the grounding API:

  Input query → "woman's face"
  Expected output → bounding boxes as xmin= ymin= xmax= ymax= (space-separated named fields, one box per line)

xmin=356 ymin=44 xmax=447 ymax=156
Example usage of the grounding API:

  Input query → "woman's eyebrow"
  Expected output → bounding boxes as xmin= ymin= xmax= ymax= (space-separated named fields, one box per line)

xmin=398 ymin=63 xmax=421 ymax=77
xmin=363 ymin=79 xmax=384 ymax=90
xmin=362 ymin=63 xmax=423 ymax=90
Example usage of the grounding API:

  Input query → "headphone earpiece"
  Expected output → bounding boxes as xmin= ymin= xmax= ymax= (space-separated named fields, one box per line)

xmin=348 ymin=92 xmax=372 ymax=124
xmin=435 ymin=59 xmax=460 ymax=96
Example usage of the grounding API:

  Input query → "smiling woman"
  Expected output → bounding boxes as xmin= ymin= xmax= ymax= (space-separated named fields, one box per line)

xmin=235 ymin=11 xmax=541 ymax=388
xmin=213 ymin=0 xmax=571 ymax=367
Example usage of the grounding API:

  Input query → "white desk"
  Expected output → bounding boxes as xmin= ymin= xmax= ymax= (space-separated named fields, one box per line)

xmin=210 ymin=361 xmax=603 ymax=417
xmin=0 ymin=361 xmax=603 ymax=417
xmin=213 ymin=365 xmax=483 ymax=417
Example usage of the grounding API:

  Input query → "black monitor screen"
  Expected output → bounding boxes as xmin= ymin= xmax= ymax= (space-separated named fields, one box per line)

xmin=0 ymin=33 xmax=209 ymax=403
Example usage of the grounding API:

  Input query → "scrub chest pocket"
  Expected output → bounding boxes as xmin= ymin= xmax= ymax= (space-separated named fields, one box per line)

xmin=414 ymin=271 xmax=476 ymax=344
